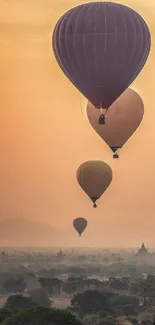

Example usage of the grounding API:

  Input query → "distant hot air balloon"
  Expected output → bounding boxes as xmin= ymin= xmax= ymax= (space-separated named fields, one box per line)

xmin=86 ymin=88 xmax=144 ymax=158
xmin=77 ymin=161 xmax=112 ymax=207
xmin=73 ymin=218 xmax=87 ymax=236
xmin=52 ymin=2 xmax=151 ymax=122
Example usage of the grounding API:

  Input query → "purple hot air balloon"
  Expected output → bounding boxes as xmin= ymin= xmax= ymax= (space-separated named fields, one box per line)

xmin=52 ymin=2 xmax=151 ymax=120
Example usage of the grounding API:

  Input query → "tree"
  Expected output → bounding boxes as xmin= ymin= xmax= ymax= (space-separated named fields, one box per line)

xmin=4 ymin=295 xmax=38 ymax=310
xmin=66 ymin=278 xmax=86 ymax=293
xmin=62 ymin=282 xmax=76 ymax=295
xmin=71 ymin=290 xmax=111 ymax=315
xmin=99 ymin=316 xmax=116 ymax=325
xmin=1 ymin=306 xmax=83 ymax=325
xmin=3 ymin=276 xmax=26 ymax=294
xmin=0 ymin=309 xmax=17 ymax=323
xmin=129 ymin=281 xmax=142 ymax=295
xmin=29 ymin=288 xmax=51 ymax=307
xmin=111 ymin=294 xmax=139 ymax=316
xmin=122 ymin=304 xmax=138 ymax=316
xmin=83 ymin=314 xmax=100 ymax=325
xmin=112 ymin=295 xmax=139 ymax=309
xmin=38 ymin=277 xmax=62 ymax=295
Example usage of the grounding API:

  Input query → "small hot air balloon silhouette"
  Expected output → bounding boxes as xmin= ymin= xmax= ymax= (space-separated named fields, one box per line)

xmin=52 ymin=2 xmax=151 ymax=122
xmin=73 ymin=218 xmax=87 ymax=236
xmin=77 ymin=160 xmax=112 ymax=207
xmin=86 ymin=88 xmax=144 ymax=158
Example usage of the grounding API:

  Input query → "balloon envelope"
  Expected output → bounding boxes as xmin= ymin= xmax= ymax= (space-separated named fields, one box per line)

xmin=86 ymin=88 xmax=144 ymax=155
xmin=52 ymin=2 xmax=151 ymax=109
xmin=77 ymin=161 xmax=112 ymax=207
xmin=73 ymin=218 xmax=87 ymax=236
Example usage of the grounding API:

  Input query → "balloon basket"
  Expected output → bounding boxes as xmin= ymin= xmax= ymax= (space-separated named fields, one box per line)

xmin=113 ymin=153 xmax=119 ymax=159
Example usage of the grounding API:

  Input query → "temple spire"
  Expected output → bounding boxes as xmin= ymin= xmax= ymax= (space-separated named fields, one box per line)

xmin=137 ymin=242 xmax=148 ymax=255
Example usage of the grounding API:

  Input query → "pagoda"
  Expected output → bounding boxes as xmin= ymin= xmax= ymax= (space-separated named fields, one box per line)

xmin=57 ymin=249 xmax=65 ymax=258
xmin=137 ymin=242 xmax=148 ymax=255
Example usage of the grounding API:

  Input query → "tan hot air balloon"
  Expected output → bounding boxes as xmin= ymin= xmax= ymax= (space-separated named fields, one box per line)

xmin=77 ymin=161 xmax=112 ymax=208
xmin=86 ymin=88 xmax=144 ymax=158
xmin=73 ymin=218 xmax=87 ymax=236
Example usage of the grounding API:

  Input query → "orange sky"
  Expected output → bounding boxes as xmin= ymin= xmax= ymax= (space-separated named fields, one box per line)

xmin=0 ymin=0 xmax=155 ymax=247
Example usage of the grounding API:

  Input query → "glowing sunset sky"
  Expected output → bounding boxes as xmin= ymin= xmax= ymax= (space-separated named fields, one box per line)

xmin=0 ymin=0 xmax=155 ymax=247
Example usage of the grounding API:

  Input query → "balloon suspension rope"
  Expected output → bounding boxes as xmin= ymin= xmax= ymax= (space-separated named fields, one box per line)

xmin=113 ymin=148 xmax=120 ymax=159
xmin=93 ymin=203 xmax=97 ymax=208
xmin=100 ymin=106 xmax=108 ymax=115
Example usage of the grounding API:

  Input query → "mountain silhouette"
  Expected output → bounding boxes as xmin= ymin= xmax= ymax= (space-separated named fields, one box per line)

xmin=0 ymin=218 xmax=69 ymax=246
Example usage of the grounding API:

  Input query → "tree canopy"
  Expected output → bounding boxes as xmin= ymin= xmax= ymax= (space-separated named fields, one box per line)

xmin=1 ymin=306 xmax=83 ymax=325
xmin=0 ymin=309 xmax=18 ymax=323
xmin=71 ymin=290 xmax=111 ymax=314
xmin=71 ymin=290 xmax=139 ymax=317
xmin=4 ymin=295 xmax=38 ymax=310
xmin=28 ymin=288 xmax=51 ymax=307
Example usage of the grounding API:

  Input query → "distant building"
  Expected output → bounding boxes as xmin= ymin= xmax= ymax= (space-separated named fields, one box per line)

xmin=57 ymin=249 xmax=65 ymax=258
xmin=137 ymin=243 xmax=148 ymax=255
xmin=0 ymin=251 xmax=8 ymax=263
